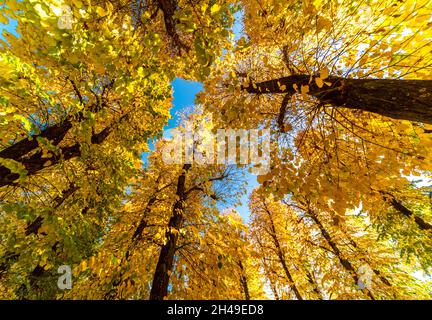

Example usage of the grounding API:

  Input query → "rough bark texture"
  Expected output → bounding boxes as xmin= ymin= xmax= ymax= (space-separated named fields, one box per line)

xmin=0 ymin=113 xmax=129 ymax=188
xmin=149 ymin=164 xmax=191 ymax=300
xmin=238 ymin=260 xmax=251 ymax=300
xmin=243 ymin=75 xmax=432 ymax=124
xmin=156 ymin=0 xmax=189 ymax=54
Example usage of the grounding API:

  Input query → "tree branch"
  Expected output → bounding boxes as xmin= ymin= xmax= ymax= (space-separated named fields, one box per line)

xmin=242 ymin=75 xmax=432 ymax=124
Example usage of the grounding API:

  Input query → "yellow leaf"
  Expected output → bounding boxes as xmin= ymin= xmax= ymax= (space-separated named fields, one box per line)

xmin=210 ymin=4 xmax=221 ymax=14
xmin=257 ymin=175 xmax=266 ymax=184
xmin=316 ymin=16 xmax=332 ymax=31
xmin=320 ymin=67 xmax=329 ymax=79
xmin=13 ymin=115 xmax=31 ymax=132
xmin=96 ymin=6 xmax=107 ymax=17
xmin=301 ymin=85 xmax=309 ymax=99
xmin=0 ymin=14 xmax=8 ymax=25
xmin=80 ymin=260 xmax=87 ymax=272
xmin=34 ymin=4 xmax=49 ymax=19
xmin=315 ymin=77 xmax=324 ymax=88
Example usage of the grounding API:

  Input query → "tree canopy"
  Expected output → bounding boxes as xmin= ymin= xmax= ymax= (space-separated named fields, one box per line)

xmin=0 ymin=0 xmax=431 ymax=300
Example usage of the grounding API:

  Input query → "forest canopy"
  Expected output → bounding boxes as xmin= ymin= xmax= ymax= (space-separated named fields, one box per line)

xmin=0 ymin=0 xmax=431 ymax=300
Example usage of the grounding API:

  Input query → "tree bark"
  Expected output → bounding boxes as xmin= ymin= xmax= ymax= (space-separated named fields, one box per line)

xmin=0 ymin=113 xmax=129 ymax=187
xmin=149 ymin=164 xmax=191 ymax=300
xmin=307 ymin=209 xmax=375 ymax=300
xmin=238 ymin=260 xmax=250 ymax=300
xmin=380 ymin=191 xmax=432 ymax=231
xmin=25 ymin=183 xmax=79 ymax=236
xmin=243 ymin=75 xmax=432 ymax=124
xmin=343 ymin=233 xmax=393 ymax=290
xmin=305 ymin=268 xmax=323 ymax=300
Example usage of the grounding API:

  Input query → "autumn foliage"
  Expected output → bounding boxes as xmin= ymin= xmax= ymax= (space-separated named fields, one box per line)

xmin=0 ymin=0 xmax=431 ymax=300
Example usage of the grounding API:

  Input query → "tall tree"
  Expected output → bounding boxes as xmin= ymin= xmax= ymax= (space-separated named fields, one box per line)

xmin=249 ymin=189 xmax=432 ymax=299
xmin=0 ymin=0 xmax=237 ymax=299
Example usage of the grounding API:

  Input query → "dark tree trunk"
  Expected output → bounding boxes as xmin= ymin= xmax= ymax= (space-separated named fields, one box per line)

xmin=149 ymin=164 xmax=191 ymax=300
xmin=305 ymin=269 xmax=323 ymax=300
xmin=0 ymin=113 xmax=129 ymax=188
xmin=238 ymin=260 xmax=250 ymax=300
xmin=0 ymin=120 xmax=73 ymax=162
xmin=307 ymin=209 xmax=375 ymax=300
xmin=342 ymin=232 xmax=393 ymax=290
xmin=265 ymin=266 xmax=280 ymax=300
xmin=156 ymin=0 xmax=189 ymax=53
xmin=379 ymin=191 xmax=432 ymax=231
xmin=0 ymin=183 xmax=77 ymax=281
xmin=243 ymin=75 xmax=432 ymax=124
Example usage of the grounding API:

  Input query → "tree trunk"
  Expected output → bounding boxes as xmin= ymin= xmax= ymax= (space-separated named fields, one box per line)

xmin=243 ymin=75 xmax=432 ymax=124
xmin=0 ymin=184 xmax=77 ymax=281
xmin=149 ymin=164 xmax=190 ymax=300
xmin=238 ymin=260 xmax=250 ymax=300
xmin=0 ymin=113 xmax=129 ymax=188
xmin=307 ymin=209 xmax=375 ymax=300
xmin=305 ymin=269 xmax=323 ymax=300
xmin=379 ymin=191 xmax=432 ymax=231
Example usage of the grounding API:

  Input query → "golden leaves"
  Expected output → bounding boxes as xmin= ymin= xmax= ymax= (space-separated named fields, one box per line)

xmin=210 ymin=4 xmax=221 ymax=14
xmin=96 ymin=6 xmax=107 ymax=17
xmin=320 ymin=67 xmax=329 ymax=80
xmin=2 ymin=0 xmax=432 ymax=301
xmin=315 ymin=77 xmax=324 ymax=88
xmin=315 ymin=68 xmax=331 ymax=88
xmin=301 ymin=84 xmax=309 ymax=100
xmin=316 ymin=15 xmax=332 ymax=32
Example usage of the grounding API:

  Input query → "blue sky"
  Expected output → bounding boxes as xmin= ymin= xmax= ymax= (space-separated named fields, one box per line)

xmin=166 ymin=78 xmax=257 ymax=221
xmin=0 ymin=14 xmax=17 ymax=39
xmin=148 ymin=11 xmax=256 ymax=221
